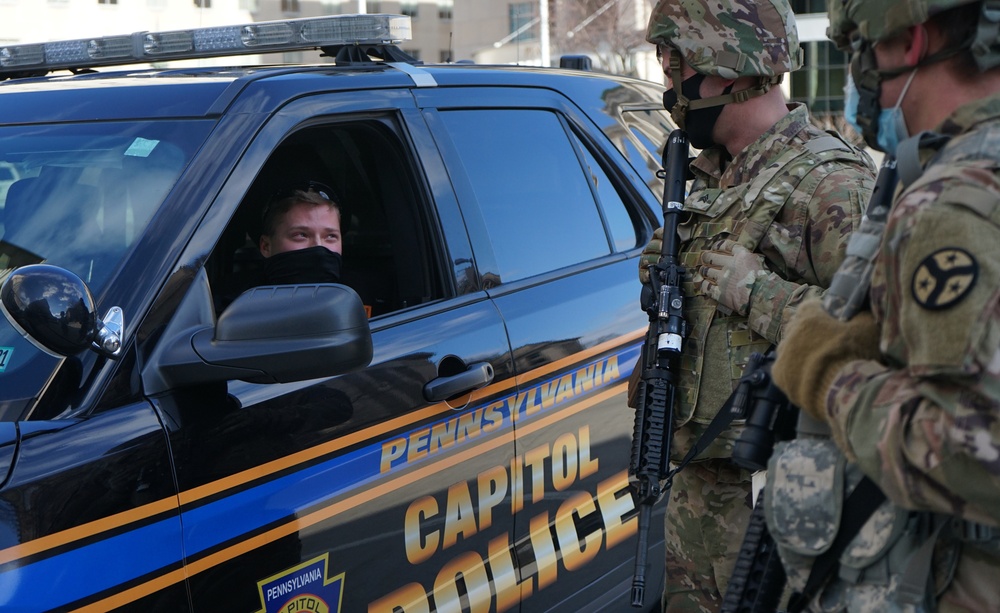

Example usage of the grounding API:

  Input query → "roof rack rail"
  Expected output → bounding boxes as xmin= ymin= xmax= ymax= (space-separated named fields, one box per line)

xmin=0 ymin=13 xmax=412 ymax=80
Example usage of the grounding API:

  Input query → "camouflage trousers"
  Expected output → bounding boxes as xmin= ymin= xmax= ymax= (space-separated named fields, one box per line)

xmin=661 ymin=458 xmax=753 ymax=613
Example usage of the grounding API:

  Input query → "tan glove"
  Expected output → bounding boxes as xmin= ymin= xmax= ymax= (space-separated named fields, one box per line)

xmin=698 ymin=240 xmax=767 ymax=315
xmin=771 ymin=299 xmax=881 ymax=422
xmin=638 ymin=226 xmax=664 ymax=285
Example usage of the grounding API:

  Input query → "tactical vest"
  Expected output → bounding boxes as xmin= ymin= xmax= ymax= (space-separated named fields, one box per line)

xmin=766 ymin=131 xmax=1000 ymax=611
xmin=671 ymin=132 xmax=863 ymax=460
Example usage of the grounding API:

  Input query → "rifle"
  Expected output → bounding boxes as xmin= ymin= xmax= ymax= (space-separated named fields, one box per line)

xmin=720 ymin=156 xmax=899 ymax=613
xmin=628 ymin=128 xmax=689 ymax=608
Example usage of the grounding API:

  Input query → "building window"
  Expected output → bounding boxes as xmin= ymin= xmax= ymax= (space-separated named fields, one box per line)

xmin=790 ymin=39 xmax=849 ymax=116
xmin=403 ymin=48 xmax=421 ymax=61
xmin=239 ymin=0 xmax=259 ymax=11
xmin=98 ymin=0 xmax=118 ymax=5
xmin=509 ymin=2 xmax=537 ymax=42
xmin=791 ymin=0 xmax=828 ymax=13
xmin=439 ymin=49 xmax=450 ymax=62
xmin=194 ymin=0 xmax=211 ymax=7
xmin=367 ymin=1 xmax=382 ymax=12
xmin=438 ymin=0 xmax=452 ymax=20
xmin=281 ymin=0 xmax=300 ymax=12
xmin=401 ymin=1 xmax=417 ymax=17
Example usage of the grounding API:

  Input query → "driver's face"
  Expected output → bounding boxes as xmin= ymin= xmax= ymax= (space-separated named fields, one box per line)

xmin=260 ymin=201 xmax=342 ymax=258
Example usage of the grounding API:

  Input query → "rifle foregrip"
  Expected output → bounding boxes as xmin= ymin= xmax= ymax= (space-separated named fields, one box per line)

xmin=721 ymin=495 xmax=787 ymax=613
xmin=630 ymin=372 xmax=670 ymax=487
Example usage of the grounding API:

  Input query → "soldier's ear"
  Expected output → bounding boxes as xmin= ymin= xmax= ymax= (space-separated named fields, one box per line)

xmin=905 ymin=24 xmax=930 ymax=66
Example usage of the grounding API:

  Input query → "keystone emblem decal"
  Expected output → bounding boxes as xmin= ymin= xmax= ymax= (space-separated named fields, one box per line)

xmin=256 ymin=554 xmax=344 ymax=613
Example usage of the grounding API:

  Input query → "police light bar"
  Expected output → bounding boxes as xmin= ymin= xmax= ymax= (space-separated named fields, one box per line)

xmin=0 ymin=13 xmax=411 ymax=75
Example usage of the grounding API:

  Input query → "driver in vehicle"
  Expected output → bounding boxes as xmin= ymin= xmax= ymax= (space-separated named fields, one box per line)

xmin=258 ymin=180 xmax=343 ymax=286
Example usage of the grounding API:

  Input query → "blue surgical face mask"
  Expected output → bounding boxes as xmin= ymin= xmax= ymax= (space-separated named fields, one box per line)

xmin=844 ymin=69 xmax=917 ymax=154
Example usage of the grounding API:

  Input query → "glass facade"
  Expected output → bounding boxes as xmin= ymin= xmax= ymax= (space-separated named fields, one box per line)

xmin=792 ymin=39 xmax=849 ymax=115
xmin=509 ymin=2 xmax=536 ymax=42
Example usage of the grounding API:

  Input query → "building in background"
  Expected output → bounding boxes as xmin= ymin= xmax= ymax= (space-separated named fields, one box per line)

xmin=0 ymin=0 xmax=855 ymax=142
xmin=0 ymin=0 xmax=256 ymax=66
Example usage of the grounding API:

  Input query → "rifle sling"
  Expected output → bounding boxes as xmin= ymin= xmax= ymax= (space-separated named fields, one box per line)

xmin=670 ymin=380 xmax=747 ymax=475
xmin=787 ymin=475 xmax=886 ymax=613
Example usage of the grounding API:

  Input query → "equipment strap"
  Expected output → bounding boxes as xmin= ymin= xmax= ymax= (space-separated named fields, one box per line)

xmin=668 ymin=350 xmax=768 ymax=475
xmin=897 ymin=131 xmax=946 ymax=189
xmin=787 ymin=476 xmax=886 ymax=613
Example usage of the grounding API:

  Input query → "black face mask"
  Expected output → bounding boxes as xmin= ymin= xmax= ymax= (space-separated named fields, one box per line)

xmin=662 ymin=73 xmax=732 ymax=150
xmin=262 ymin=245 xmax=342 ymax=285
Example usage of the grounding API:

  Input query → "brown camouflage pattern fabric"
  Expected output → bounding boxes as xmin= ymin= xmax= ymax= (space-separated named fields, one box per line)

xmin=645 ymin=0 xmax=802 ymax=78
xmin=671 ymin=104 xmax=874 ymax=460
xmin=662 ymin=460 xmax=753 ymax=612
xmin=819 ymin=95 xmax=1000 ymax=610
xmin=827 ymin=0 xmax=980 ymax=48
xmin=646 ymin=103 xmax=874 ymax=612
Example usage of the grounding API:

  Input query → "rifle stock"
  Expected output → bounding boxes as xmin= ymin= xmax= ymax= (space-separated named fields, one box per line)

xmin=629 ymin=129 xmax=689 ymax=608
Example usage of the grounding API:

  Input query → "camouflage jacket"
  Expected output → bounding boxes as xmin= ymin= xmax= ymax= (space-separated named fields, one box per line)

xmin=673 ymin=103 xmax=875 ymax=458
xmin=829 ymin=96 xmax=1000 ymax=531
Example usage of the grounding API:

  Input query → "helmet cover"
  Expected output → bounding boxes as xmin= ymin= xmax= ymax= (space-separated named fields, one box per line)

xmin=646 ymin=0 xmax=803 ymax=79
xmin=828 ymin=0 xmax=982 ymax=48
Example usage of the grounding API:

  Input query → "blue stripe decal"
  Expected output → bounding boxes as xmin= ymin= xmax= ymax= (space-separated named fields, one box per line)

xmin=0 ymin=343 xmax=640 ymax=610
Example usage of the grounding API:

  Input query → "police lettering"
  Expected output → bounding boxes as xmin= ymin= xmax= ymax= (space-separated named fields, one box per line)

xmin=370 ymin=425 xmax=636 ymax=613
xmin=378 ymin=356 xmax=621 ymax=474
xmin=403 ymin=425 xmax=599 ymax=563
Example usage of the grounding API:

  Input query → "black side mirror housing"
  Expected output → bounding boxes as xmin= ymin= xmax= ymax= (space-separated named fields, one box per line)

xmin=0 ymin=264 xmax=97 ymax=356
xmin=145 ymin=271 xmax=373 ymax=394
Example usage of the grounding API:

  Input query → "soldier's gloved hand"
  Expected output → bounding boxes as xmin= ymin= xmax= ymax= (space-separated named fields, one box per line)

xmin=638 ymin=226 xmax=664 ymax=285
xmin=771 ymin=300 xmax=881 ymax=422
xmin=698 ymin=240 xmax=767 ymax=315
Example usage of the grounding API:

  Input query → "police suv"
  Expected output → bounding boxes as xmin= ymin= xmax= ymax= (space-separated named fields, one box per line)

xmin=0 ymin=14 xmax=673 ymax=612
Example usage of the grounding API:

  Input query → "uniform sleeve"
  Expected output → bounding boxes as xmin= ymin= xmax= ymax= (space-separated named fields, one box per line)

xmin=746 ymin=162 xmax=872 ymax=343
xmin=827 ymin=197 xmax=1000 ymax=527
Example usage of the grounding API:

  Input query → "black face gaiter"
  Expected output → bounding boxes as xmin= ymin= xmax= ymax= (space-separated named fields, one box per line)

xmin=662 ymin=73 xmax=732 ymax=150
xmin=262 ymin=245 xmax=342 ymax=285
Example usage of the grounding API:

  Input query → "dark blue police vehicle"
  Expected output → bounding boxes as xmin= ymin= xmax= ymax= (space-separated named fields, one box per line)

xmin=0 ymin=14 xmax=673 ymax=612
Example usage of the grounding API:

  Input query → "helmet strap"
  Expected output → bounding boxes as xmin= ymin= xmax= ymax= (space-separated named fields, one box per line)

xmin=668 ymin=51 xmax=690 ymax=128
xmin=688 ymin=74 xmax=783 ymax=110
xmin=852 ymin=46 xmax=883 ymax=150
xmin=667 ymin=49 xmax=782 ymax=127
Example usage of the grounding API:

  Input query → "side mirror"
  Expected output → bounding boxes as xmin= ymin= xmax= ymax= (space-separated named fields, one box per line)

xmin=144 ymin=272 xmax=374 ymax=394
xmin=0 ymin=264 xmax=123 ymax=357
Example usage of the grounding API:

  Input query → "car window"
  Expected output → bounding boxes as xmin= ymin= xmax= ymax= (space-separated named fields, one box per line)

xmin=436 ymin=109 xmax=611 ymax=283
xmin=570 ymin=130 xmax=639 ymax=252
xmin=208 ymin=117 xmax=443 ymax=319
xmin=0 ymin=121 xmax=210 ymax=421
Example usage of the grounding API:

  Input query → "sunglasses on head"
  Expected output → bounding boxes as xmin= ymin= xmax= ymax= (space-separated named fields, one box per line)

xmin=268 ymin=180 xmax=338 ymax=205
xmin=261 ymin=180 xmax=339 ymax=229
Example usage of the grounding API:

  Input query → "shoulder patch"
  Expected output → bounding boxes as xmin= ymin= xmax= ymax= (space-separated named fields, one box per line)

xmin=911 ymin=248 xmax=979 ymax=310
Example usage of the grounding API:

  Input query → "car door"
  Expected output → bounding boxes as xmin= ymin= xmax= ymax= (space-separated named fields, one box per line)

xmin=139 ymin=90 xmax=521 ymax=613
xmin=0 ymin=401 xmax=185 ymax=611
xmin=419 ymin=86 xmax=668 ymax=611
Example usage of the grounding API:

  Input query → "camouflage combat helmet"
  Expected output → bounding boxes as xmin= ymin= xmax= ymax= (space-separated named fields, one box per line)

xmin=828 ymin=0 xmax=1000 ymax=71
xmin=646 ymin=0 xmax=803 ymax=132
xmin=645 ymin=0 xmax=803 ymax=80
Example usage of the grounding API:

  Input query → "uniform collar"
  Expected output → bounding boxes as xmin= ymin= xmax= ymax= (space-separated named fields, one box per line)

xmin=936 ymin=93 xmax=1000 ymax=137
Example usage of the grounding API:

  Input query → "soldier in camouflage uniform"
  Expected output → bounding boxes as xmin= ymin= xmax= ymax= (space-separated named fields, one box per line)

xmin=772 ymin=0 xmax=1000 ymax=609
xmin=635 ymin=1 xmax=876 ymax=610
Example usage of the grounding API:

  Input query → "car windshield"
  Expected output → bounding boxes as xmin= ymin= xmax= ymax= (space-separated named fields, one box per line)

xmin=0 ymin=120 xmax=211 ymax=420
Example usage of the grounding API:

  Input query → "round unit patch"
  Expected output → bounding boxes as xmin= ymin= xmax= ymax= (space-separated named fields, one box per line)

xmin=911 ymin=248 xmax=978 ymax=310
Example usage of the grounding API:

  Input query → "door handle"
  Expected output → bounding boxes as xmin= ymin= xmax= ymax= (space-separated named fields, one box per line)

xmin=423 ymin=362 xmax=494 ymax=402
